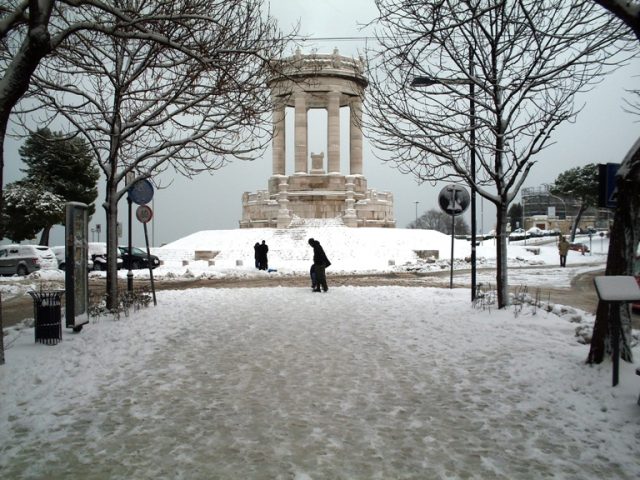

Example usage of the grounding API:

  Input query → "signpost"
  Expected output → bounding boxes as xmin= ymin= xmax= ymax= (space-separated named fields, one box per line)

xmin=126 ymin=177 xmax=155 ymax=294
xmin=438 ymin=185 xmax=471 ymax=289
xmin=136 ymin=204 xmax=157 ymax=306
xmin=598 ymin=163 xmax=619 ymax=209
xmin=593 ymin=276 xmax=640 ymax=387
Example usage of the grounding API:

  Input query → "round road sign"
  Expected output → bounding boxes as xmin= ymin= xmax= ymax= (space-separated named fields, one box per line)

xmin=136 ymin=205 xmax=153 ymax=223
xmin=438 ymin=185 xmax=470 ymax=216
xmin=128 ymin=178 xmax=154 ymax=205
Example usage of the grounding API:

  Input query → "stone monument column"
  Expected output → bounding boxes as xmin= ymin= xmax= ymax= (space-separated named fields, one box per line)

xmin=272 ymin=99 xmax=286 ymax=175
xmin=327 ymin=91 xmax=341 ymax=174
xmin=294 ymin=92 xmax=308 ymax=174
xmin=350 ymin=98 xmax=363 ymax=175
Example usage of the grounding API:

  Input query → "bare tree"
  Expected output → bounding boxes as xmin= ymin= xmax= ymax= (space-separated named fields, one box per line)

xmin=410 ymin=208 xmax=470 ymax=235
xmin=11 ymin=0 xmax=288 ymax=309
xmin=364 ymin=0 xmax=632 ymax=308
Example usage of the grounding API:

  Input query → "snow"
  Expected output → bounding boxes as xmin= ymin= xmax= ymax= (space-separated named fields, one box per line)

xmin=1 ymin=227 xmax=638 ymax=479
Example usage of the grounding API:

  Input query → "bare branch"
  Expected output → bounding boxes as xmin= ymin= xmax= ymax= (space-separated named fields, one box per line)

xmin=364 ymin=0 xmax=633 ymax=308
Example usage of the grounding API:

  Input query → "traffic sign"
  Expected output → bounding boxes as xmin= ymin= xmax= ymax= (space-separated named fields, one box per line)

xmin=136 ymin=205 xmax=153 ymax=223
xmin=438 ymin=185 xmax=470 ymax=216
xmin=598 ymin=163 xmax=619 ymax=209
xmin=128 ymin=178 xmax=154 ymax=205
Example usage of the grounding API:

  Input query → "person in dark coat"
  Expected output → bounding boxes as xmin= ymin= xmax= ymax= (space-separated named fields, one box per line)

xmin=308 ymin=238 xmax=331 ymax=292
xmin=254 ymin=242 xmax=261 ymax=269
xmin=310 ymin=264 xmax=317 ymax=291
xmin=259 ymin=240 xmax=269 ymax=271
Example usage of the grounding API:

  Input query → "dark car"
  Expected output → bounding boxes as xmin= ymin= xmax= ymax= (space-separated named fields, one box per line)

xmin=89 ymin=242 xmax=123 ymax=271
xmin=118 ymin=246 xmax=160 ymax=270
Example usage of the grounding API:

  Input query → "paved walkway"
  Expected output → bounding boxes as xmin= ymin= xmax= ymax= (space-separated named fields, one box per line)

xmin=3 ymin=287 xmax=637 ymax=479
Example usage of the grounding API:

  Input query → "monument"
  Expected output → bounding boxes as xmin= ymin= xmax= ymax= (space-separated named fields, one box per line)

xmin=240 ymin=49 xmax=395 ymax=229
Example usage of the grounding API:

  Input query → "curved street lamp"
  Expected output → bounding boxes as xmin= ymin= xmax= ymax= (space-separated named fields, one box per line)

xmin=411 ymin=49 xmax=477 ymax=301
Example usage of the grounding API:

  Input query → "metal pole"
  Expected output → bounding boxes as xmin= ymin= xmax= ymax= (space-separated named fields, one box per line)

xmin=450 ymin=211 xmax=455 ymax=289
xmin=414 ymin=201 xmax=419 ymax=224
xmin=469 ymin=48 xmax=477 ymax=301
xmin=143 ymin=222 xmax=157 ymax=306
xmin=127 ymin=196 xmax=133 ymax=293
xmin=523 ymin=196 xmax=527 ymax=246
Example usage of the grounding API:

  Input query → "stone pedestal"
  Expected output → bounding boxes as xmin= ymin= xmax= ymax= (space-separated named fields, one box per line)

xmin=310 ymin=152 xmax=325 ymax=174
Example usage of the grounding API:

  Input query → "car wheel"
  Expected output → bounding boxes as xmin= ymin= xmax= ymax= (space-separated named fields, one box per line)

xmin=131 ymin=260 xmax=141 ymax=270
xmin=17 ymin=265 xmax=28 ymax=276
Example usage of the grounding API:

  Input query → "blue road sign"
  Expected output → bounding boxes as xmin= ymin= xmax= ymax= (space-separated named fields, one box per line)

xmin=598 ymin=163 xmax=619 ymax=209
xmin=128 ymin=178 xmax=154 ymax=205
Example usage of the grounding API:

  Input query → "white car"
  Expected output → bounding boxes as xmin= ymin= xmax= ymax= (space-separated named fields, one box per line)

xmin=51 ymin=246 xmax=94 ymax=271
xmin=0 ymin=245 xmax=58 ymax=276
xmin=508 ymin=228 xmax=526 ymax=239
xmin=526 ymin=227 xmax=544 ymax=237
xmin=88 ymin=242 xmax=123 ymax=271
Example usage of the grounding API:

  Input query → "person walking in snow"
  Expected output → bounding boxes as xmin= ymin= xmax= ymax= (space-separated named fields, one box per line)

xmin=308 ymin=238 xmax=331 ymax=292
xmin=558 ymin=235 xmax=570 ymax=267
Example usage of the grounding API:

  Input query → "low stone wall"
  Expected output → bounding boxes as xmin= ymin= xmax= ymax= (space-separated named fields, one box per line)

xmin=414 ymin=250 xmax=439 ymax=260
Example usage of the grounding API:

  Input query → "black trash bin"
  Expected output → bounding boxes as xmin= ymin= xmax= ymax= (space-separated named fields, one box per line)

xmin=28 ymin=290 xmax=64 ymax=345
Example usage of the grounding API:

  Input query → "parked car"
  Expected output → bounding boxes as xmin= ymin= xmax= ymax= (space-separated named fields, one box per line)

xmin=508 ymin=228 xmax=526 ymax=240
xmin=88 ymin=242 xmax=123 ymax=271
xmin=569 ymin=242 xmax=590 ymax=253
xmin=0 ymin=244 xmax=58 ymax=276
xmin=51 ymin=246 xmax=94 ymax=271
xmin=526 ymin=227 xmax=545 ymax=237
xmin=117 ymin=246 xmax=160 ymax=269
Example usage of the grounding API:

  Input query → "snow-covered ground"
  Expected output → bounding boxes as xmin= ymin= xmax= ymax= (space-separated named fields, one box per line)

xmin=2 ymin=227 xmax=638 ymax=479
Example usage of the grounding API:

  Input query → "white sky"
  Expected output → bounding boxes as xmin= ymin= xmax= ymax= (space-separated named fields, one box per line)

xmin=1 ymin=227 xmax=638 ymax=478
xmin=2 ymin=0 xmax=639 ymax=248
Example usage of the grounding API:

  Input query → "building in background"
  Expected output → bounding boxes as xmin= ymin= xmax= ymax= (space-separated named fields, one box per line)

xmin=521 ymin=184 xmax=612 ymax=234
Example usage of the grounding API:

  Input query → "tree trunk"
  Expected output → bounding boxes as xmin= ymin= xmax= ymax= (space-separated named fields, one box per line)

xmin=104 ymin=182 xmax=120 ymax=311
xmin=569 ymin=204 xmax=587 ymax=242
xmin=587 ymin=137 xmax=640 ymax=364
xmin=495 ymin=201 xmax=510 ymax=308
xmin=38 ymin=226 xmax=51 ymax=246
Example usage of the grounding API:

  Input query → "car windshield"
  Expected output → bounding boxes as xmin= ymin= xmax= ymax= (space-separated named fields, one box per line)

xmin=120 ymin=246 xmax=146 ymax=255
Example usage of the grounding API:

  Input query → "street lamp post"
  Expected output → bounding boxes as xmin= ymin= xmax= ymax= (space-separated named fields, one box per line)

xmin=411 ymin=49 xmax=477 ymax=301
xmin=414 ymin=201 xmax=420 ymax=225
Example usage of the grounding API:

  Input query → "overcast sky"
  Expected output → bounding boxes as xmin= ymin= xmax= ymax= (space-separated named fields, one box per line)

xmin=3 ymin=0 xmax=639 ymax=247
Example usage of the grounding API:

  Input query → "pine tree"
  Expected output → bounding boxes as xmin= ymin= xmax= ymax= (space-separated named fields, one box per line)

xmin=550 ymin=164 xmax=599 ymax=242
xmin=1 ymin=182 xmax=65 ymax=242
xmin=16 ymin=128 xmax=99 ymax=244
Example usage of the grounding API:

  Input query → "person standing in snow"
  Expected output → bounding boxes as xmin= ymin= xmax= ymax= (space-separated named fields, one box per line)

xmin=558 ymin=235 xmax=570 ymax=267
xmin=308 ymin=238 xmax=331 ymax=292
xmin=259 ymin=240 xmax=269 ymax=271
xmin=254 ymin=242 xmax=261 ymax=269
